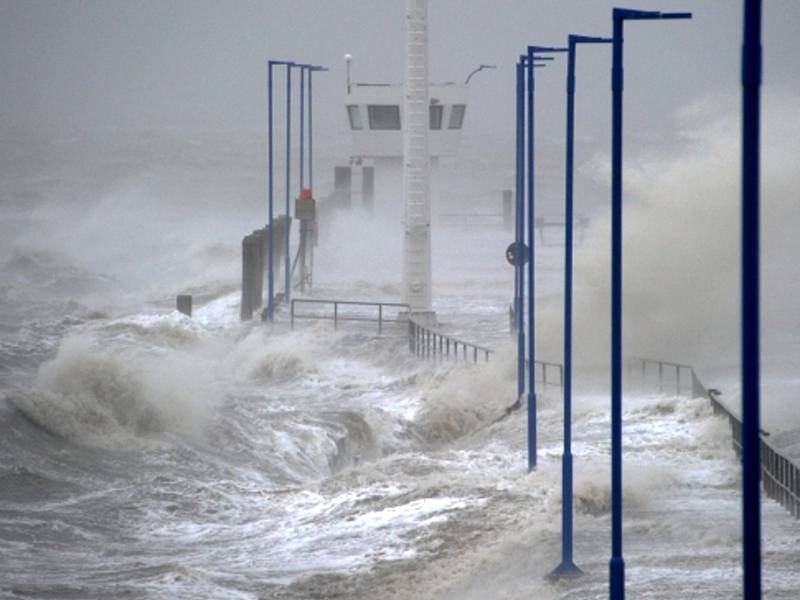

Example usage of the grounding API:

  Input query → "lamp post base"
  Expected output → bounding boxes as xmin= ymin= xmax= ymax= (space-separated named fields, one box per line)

xmin=609 ymin=555 xmax=625 ymax=600
xmin=547 ymin=561 xmax=583 ymax=581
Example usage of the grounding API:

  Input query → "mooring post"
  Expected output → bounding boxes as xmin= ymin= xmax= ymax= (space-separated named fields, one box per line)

xmin=240 ymin=233 xmax=255 ymax=321
xmin=176 ymin=294 xmax=192 ymax=317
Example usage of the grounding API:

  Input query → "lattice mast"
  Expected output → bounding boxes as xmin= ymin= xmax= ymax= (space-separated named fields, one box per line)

xmin=402 ymin=0 xmax=433 ymax=314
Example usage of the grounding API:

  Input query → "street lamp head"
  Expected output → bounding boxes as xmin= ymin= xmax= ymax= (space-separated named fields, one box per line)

xmin=528 ymin=45 xmax=569 ymax=54
xmin=568 ymin=34 xmax=613 ymax=45
xmin=519 ymin=54 xmax=553 ymax=67
xmin=465 ymin=63 xmax=498 ymax=85
xmin=344 ymin=53 xmax=353 ymax=63
xmin=613 ymin=8 xmax=692 ymax=22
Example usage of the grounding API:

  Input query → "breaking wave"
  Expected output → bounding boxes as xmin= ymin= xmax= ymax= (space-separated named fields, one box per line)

xmin=227 ymin=328 xmax=318 ymax=382
xmin=12 ymin=336 xmax=208 ymax=445
xmin=412 ymin=349 xmax=516 ymax=445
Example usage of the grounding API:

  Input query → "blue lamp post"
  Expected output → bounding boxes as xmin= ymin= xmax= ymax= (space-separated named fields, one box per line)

xmin=284 ymin=63 xmax=294 ymax=305
xmin=608 ymin=9 xmax=690 ymax=600
xmin=526 ymin=45 xmax=567 ymax=472
xmin=307 ymin=66 xmax=327 ymax=191
xmin=740 ymin=1 xmax=762 ymax=598
xmin=298 ymin=65 xmax=308 ymax=190
xmin=550 ymin=33 xmax=611 ymax=581
xmin=294 ymin=64 xmax=327 ymax=294
xmin=514 ymin=57 xmax=526 ymax=410
xmin=513 ymin=55 xmax=549 ymax=413
xmin=265 ymin=60 xmax=293 ymax=322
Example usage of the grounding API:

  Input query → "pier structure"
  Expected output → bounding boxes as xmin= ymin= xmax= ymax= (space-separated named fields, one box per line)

xmin=402 ymin=0 xmax=434 ymax=319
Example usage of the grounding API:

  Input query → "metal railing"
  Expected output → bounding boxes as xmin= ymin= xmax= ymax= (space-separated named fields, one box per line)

xmin=626 ymin=357 xmax=708 ymax=398
xmin=526 ymin=358 xmax=564 ymax=389
xmin=290 ymin=298 xmax=408 ymax=333
xmin=631 ymin=356 xmax=799 ymax=520
xmin=408 ymin=316 xmax=563 ymax=387
xmin=408 ymin=316 xmax=492 ymax=363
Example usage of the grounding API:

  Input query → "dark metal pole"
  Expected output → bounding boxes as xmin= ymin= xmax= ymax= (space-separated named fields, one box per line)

xmin=309 ymin=69 xmax=314 ymax=190
xmin=515 ymin=57 xmax=526 ymax=410
xmin=560 ymin=37 xmax=579 ymax=578
xmin=525 ymin=47 xmax=536 ymax=472
xmin=285 ymin=64 xmax=293 ymax=303
xmin=525 ymin=46 xmax=567 ymax=473
xmin=741 ymin=0 xmax=762 ymax=597
xmin=609 ymin=10 xmax=690 ymax=600
xmin=551 ymin=34 xmax=611 ymax=581
xmin=609 ymin=19 xmax=625 ymax=596
xmin=266 ymin=61 xmax=276 ymax=321
xmin=299 ymin=66 xmax=306 ymax=189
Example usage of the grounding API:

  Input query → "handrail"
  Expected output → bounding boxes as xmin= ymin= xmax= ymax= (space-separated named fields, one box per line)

xmin=407 ymin=315 xmax=563 ymax=387
xmin=626 ymin=356 xmax=708 ymax=398
xmin=525 ymin=358 xmax=565 ymax=389
xmin=290 ymin=298 xmax=408 ymax=333
xmin=408 ymin=315 xmax=493 ymax=364
xmin=630 ymin=355 xmax=799 ymax=520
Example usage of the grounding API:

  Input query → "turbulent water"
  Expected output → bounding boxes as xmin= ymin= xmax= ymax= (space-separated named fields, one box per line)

xmin=1 ymin=132 xmax=798 ymax=599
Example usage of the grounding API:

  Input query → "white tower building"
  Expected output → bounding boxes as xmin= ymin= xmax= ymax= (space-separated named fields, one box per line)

xmin=402 ymin=0 xmax=433 ymax=318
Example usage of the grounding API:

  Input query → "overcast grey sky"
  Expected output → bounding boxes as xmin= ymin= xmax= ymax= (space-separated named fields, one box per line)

xmin=0 ymin=1 xmax=797 ymax=142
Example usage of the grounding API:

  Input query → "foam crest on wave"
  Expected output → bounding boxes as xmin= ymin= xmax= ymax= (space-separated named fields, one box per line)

xmin=12 ymin=335 xmax=210 ymax=445
xmin=226 ymin=328 xmax=318 ymax=382
xmin=411 ymin=346 xmax=516 ymax=445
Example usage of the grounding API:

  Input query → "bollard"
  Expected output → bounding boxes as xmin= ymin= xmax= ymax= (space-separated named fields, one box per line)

xmin=240 ymin=233 xmax=257 ymax=321
xmin=251 ymin=229 xmax=265 ymax=311
xmin=176 ymin=294 xmax=192 ymax=317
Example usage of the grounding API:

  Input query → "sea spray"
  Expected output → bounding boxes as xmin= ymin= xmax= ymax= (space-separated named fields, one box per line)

xmin=14 ymin=335 xmax=211 ymax=445
xmin=412 ymin=346 xmax=516 ymax=445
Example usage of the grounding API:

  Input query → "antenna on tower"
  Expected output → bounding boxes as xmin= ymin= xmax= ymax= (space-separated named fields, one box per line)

xmin=344 ymin=54 xmax=353 ymax=94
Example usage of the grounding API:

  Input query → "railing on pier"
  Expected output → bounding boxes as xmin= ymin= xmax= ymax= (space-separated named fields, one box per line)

xmin=408 ymin=316 xmax=563 ymax=388
xmin=408 ymin=316 xmax=492 ymax=363
xmin=526 ymin=358 xmax=564 ymax=389
xmin=630 ymin=355 xmax=800 ymax=520
xmin=291 ymin=298 xmax=408 ymax=333
xmin=626 ymin=357 xmax=708 ymax=398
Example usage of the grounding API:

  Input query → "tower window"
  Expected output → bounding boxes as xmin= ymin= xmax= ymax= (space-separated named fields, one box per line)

xmin=347 ymin=105 xmax=363 ymax=130
xmin=429 ymin=104 xmax=443 ymax=130
xmin=367 ymin=105 xmax=401 ymax=130
xmin=448 ymin=104 xmax=466 ymax=129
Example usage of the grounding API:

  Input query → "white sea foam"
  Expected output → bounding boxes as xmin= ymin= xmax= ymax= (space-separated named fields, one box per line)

xmin=13 ymin=335 xmax=212 ymax=445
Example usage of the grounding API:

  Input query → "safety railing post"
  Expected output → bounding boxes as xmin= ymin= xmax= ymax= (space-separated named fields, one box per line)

xmin=290 ymin=299 xmax=295 ymax=330
xmin=378 ymin=304 xmax=383 ymax=334
xmin=334 ymin=302 xmax=338 ymax=330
